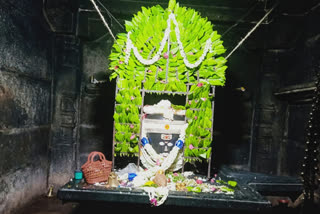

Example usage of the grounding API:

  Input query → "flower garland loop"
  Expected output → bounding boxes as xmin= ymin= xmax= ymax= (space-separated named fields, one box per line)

xmin=140 ymin=137 xmax=184 ymax=171
xmin=124 ymin=13 xmax=213 ymax=69
xmin=109 ymin=0 xmax=228 ymax=86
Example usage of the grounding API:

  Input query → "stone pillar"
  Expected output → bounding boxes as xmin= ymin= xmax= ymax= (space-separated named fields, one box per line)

xmin=45 ymin=0 xmax=81 ymax=188
xmin=48 ymin=35 xmax=81 ymax=188
xmin=251 ymin=51 xmax=282 ymax=174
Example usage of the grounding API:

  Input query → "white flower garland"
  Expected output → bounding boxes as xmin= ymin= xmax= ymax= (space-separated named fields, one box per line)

xmin=140 ymin=143 xmax=183 ymax=171
xmin=140 ymin=145 xmax=160 ymax=169
xmin=124 ymin=13 xmax=213 ymax=69
xmin=142 ymin=187 xmax=169 ymax=206
xmin=140 ymin=100 xmax=187 ymax=170
xmin=131 ymin=99 xmax=187 ymax=206
xmin=133 ymin=143 xmax=182 ymax=206
xmin=143 ymin=100 xmax=176 ymax=120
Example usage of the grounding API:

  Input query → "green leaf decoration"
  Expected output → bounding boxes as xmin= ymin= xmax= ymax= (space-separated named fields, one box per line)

xmin=113 ymin=78 xmax=143 ymax=156
xmin=115 ymin=132 xmax=124 ymax=142
xmin=113 ymin=113 xmax=120 ymax=122
xmin=221 ymin=186 xmax=235 ymax=193
xmin=228 ymin=180 xmax=238 ymax=188
xmin=168 ymin=0 xmax=176 ymax=11
xmin=199 ymin=152 xmax=207 ymax=159
xmin=109 ymin=0 xmax=227 ymax=160
xmin=187 ymin=186 xmax=201 ymax=193
xmin=115 ymin=144 xmax=122 ymax=152
xmin=108 ymin=0 xmax=227 ymax=86
xmin=206 ymin=147 xmax=212 ymax=159
xmin=115 ymin=94 xmax=123 ymax=104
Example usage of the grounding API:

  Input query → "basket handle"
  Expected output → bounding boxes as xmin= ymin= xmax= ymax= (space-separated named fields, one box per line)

xmin=88 ymin=151 xmax=106 ymax=163
xmin=98 ymin=152 xmax=106 ymax=161
xmin=86 ymin=151 xmax=98 ymax=162
xmin=95 ymin=152 xmax=106 ymax=161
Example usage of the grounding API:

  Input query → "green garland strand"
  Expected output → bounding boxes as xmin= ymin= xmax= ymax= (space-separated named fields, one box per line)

xmin=114 ymin=79 xmax=142 ymax=156
xmin=184 ymin=83 xmax=213 ymax=162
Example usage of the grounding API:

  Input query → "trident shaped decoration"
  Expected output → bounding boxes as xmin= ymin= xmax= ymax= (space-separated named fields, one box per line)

xmin=159 ymin=134 xmax=174 ymax=154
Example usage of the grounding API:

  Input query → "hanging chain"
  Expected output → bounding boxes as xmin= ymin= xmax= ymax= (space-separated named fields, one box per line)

xmin=301 ymin=53 xmax=320 ymax=207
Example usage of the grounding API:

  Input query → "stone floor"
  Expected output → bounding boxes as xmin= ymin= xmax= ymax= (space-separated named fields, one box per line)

xmin=12 ymin=194 xmax=305 ymax=213
xmin=12 ymin=195 xmax=264 ymax=213
xmin=12 ymin=196 xmax=225 ymax=212
xmin=13 ymin=196 xmax=79 ymax=214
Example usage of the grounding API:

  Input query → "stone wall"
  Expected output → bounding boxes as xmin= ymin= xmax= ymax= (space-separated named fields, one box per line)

xmin=0 ymin=1 xmax=319 ymax=212
xmin=0 ymin=0 xmax=52 ymax=213
xmin=251 ymin=1 xmax=320 ymax=175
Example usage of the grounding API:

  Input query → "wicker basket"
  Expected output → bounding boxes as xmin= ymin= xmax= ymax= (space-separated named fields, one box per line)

xmin=81 ymin=151 xmax=112 ymax=184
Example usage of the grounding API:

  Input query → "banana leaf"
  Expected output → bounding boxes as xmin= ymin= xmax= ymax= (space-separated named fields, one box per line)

xmin=203 ymin=139 xmax=212 ymax=148
xmin=133 ymin=145 xmax=139 ymax=153
xmin=206 ymin=147 xmax=212 ymax=159
xmin=115 ymin=144 xmax=122 ymax=152
xmin=199 ymin=128 xmax=210 ymax=137
xmin=199 ymin=149 xmax=207 ymax=159
xmin=121 ymin=143 xmax=129 ymax=153
xmin=124 ymin=132 xmax=132 ymax=142
xmin=125 ymin=20 xmax=134 ymax=32
xmin=115 ymin=105 xmax=124 ymax=113
xmin=113 ymin=113 xmax=120 ymax=122
xmin=203 ymin=117 xmax=212 ymax=129
xmin=115 ymin=132 xmax=124 ymax=142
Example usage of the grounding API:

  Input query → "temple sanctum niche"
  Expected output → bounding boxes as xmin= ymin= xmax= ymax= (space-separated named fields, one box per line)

xmin=0 ymin=0 xmax=319 ymax=213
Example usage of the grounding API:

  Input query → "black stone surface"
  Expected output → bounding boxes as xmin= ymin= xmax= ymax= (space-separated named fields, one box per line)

xmin=219 ymin=166 xmax=303 ymax=199
xmin=58 ymin=171 xmax=271 ymax=210
xmin=58 ymin=166 xmax=305 ymax=209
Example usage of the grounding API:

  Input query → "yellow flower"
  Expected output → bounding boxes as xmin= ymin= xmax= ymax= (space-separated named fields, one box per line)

xmin=144 ymin=180 xmax=155 ymax=186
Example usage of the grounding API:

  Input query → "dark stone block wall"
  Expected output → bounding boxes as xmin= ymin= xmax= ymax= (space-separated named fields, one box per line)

xmin=251 ymin=1 xmax=320 ymax=176
xmin=0 ymin=0 xmax=319 ymax=212
xmin=0 ymin=0 xmax=52 ymax=213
